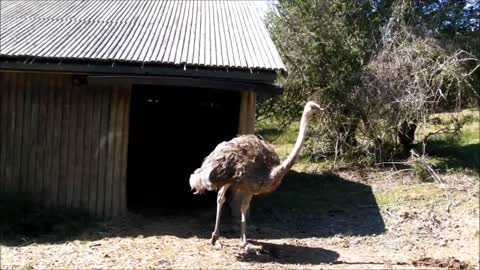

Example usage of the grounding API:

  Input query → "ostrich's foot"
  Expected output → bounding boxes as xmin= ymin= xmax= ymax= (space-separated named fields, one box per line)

xmin=239 ymin=240 xmax=249 ymax=248
xmin=210 ymin=233 xmax=220 ymax=246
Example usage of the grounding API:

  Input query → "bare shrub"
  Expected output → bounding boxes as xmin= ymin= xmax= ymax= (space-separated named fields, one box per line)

xmin=356 ymin=28 xmax=479 ymax=160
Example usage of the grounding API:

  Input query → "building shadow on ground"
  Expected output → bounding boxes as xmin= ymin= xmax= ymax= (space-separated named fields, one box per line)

xmin=1 ymin=171 xmax=385 ymax=246
xmin=248 ymin=171 xmax=386 ymax=239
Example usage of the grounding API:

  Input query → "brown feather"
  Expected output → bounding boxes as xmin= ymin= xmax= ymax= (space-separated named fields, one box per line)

xmin=195 ymin=134 xmax=281 ymax=194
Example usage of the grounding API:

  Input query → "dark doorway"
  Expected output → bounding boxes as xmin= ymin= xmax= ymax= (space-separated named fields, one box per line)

xmin=127 ymin=85 xmax=240 ymax=215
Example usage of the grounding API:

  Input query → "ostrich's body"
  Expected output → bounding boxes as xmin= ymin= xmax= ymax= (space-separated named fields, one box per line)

xmin=189 ymin=101 xmax=322 ymax=247
xmin=197 ymin=135 xmax=282 ymax=195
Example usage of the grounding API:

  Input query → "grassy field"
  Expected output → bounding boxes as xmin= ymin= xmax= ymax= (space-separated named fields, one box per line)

xmin=415 ymin=109 xmax=480 ymax=172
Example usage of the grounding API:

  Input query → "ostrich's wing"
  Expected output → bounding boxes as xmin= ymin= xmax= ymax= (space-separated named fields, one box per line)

xmin=201 ymin=135 xmax=280 ymax=186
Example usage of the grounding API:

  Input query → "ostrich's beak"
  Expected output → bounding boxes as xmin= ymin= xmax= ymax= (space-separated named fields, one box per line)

xmin=313 ymin=104 xmax=323 ymax=111
xmin=307 ymin=101 xmax=324 ymax=112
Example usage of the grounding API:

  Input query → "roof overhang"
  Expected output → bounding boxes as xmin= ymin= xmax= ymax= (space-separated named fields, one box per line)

xmin=0 ymin=57 xmax=283 ymax=95
xmin=88 ymin=76 xmax=283 ymax=95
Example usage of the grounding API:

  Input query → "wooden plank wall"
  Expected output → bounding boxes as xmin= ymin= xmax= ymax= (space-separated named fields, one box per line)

xmin=0 ymin=71 xmax=130 ymax=218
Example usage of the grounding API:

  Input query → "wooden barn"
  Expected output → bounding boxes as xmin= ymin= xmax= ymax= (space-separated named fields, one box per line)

xmin=0 ymin=1 xmax=286 ymax=217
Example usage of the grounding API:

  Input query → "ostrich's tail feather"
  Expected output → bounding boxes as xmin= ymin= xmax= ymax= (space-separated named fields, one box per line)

xmin=189 ymin=167 xmax=214 ymax=194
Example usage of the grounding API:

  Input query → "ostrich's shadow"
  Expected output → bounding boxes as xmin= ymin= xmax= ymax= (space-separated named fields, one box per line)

xmin=236 ymin=240 xmax=339 ymax=264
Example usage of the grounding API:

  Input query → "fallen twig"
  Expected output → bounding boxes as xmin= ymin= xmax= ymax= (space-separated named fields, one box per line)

xmin=446 ymin=201 xmax=454 ymax=213
xmin=383 ymin=208 xmax=399 ymax=220
xmin=424 ymin=163 xmax=443 ymax=183
xmin=388 ymin=168 xmax=412 ymax=177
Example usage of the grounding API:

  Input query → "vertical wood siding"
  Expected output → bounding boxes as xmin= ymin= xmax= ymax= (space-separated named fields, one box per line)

xmin=0 ymin=71 xmax=130 ymax=218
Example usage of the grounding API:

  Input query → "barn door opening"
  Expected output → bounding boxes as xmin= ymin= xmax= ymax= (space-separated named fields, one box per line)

xmin=127 ymin=85 xmax=240 ymax=215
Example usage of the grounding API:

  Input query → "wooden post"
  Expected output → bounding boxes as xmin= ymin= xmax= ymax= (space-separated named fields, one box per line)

xmin=230 ymin=91 xmax=256 ymax=218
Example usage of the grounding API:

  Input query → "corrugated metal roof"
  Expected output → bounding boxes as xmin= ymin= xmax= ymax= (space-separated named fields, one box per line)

xmin=0 ymin=0 xmax=286 ymax=72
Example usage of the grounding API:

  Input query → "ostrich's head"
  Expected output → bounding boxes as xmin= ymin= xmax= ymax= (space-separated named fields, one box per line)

xmin=189 ymin=169 xmax=202 ymax=194
xmin=304 ymin=101 xmax=323 ymax=115
xmin=189 ymin=168 xmax=213 ymax=195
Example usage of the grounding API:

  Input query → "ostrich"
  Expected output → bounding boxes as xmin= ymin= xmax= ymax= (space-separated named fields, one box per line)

xmin=189 ymin=101 xmax=322 ymax=247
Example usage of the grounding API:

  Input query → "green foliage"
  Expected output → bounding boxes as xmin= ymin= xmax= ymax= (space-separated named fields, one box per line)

xmin=259 ymin=0 xmax=375 ymax=127
xmin=0 ymin=191 xmax=97 ymax=242
xmin=262 ymin=0 xmax=479 ymax=164
xmin=259 ymin=0 xmax=387 ymax=162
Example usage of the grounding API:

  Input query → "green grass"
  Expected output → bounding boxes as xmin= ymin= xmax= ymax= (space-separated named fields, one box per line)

xmin=0 ymin=191 xmax=98 ymax=243
xmin=416 ymin=109 xmax=480 ymax=172
xmin=256 ymin=118 xmax=299 ymax=145
xmin=257 ymin=118 xmax=316 ymax=164
xmin=416 ymin=109 xmax=479 ymax=144
xmin=272 ymin=143 xmax=295 ymax=160
xmin=375 ymin=185 xmax=452 ymax=207
xmin=375 ymin=189 xmax=402 ymax=206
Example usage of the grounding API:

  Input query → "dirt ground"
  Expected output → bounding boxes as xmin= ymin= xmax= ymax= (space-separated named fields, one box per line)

xmin=1 ymin=169 xmax=479 ymax=269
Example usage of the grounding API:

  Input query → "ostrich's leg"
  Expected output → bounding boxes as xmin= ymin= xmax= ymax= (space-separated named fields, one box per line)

xmin=239 ymin=193 xmax=253 ymax=248
xmin=210 ymin=184 xmax=231 ymax=246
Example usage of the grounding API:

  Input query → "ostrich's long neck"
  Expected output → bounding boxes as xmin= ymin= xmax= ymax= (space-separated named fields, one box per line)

xmin=270 ymin=110 xmax=310 ymax=181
